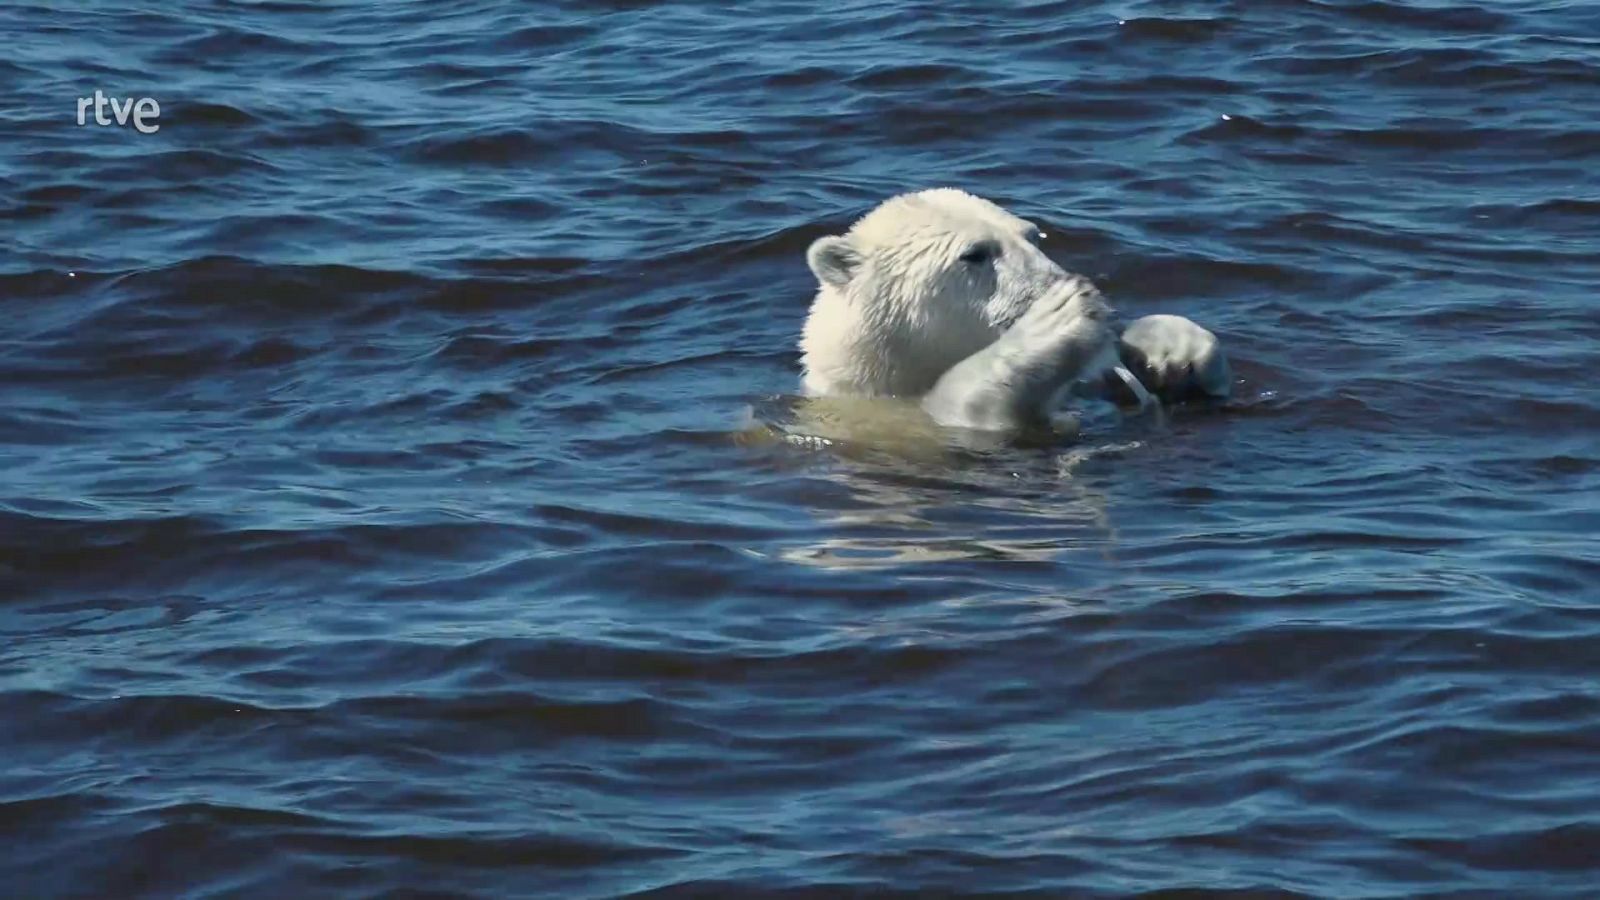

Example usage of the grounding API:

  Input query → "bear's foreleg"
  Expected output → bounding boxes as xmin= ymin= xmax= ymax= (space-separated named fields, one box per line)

xmin=1104 ymin=314 xmax=1232 ymax=405
xmin=921 ymin=279 xmax=1119 ymax=431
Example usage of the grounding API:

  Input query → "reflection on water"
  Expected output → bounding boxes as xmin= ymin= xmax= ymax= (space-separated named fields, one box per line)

xmin=747 ymin=395 xmax=1125 ymax=569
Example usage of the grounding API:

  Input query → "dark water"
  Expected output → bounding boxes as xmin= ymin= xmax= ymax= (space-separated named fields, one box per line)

xmin=4 ymin=1 xmax=1599 ymax=895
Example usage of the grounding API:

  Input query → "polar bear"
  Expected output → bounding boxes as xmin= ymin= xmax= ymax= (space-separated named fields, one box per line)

xmin=800 ymin=189 xmax=1228 ymax=432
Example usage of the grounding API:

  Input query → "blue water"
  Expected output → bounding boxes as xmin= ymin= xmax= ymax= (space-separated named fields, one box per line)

xmin=3 ymin=1 xmax=1599 ymax=895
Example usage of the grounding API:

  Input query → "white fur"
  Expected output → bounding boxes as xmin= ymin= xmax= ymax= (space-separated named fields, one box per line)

xmin=800 ymin=189 xmax=1118 ymax=430
xmin=1118 ymin=314 xmax=1232 ymax=399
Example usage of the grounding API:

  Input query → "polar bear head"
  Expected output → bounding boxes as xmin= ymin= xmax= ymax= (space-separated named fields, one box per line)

xmin=800 ymin=188 xmax=1095 ymax=399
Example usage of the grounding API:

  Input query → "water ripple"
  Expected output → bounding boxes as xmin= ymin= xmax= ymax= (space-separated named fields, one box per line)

xmin=3 ymin=0 xmax=1599 ymax=895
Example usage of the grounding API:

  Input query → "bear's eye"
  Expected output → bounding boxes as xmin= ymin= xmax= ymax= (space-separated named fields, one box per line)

xmin=1028 ymin=230 xmax=1046 ymax=245
xmin=958 ymin=245 xmax=994 ymax=265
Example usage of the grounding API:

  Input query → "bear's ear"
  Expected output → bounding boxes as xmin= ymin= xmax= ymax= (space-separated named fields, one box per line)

xmin=807 ymin=236 xmax=860 ymax=289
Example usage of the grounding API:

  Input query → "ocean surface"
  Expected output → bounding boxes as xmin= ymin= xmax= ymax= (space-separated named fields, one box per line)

xmin=4 ymin=1 xmax=1599 ymax=896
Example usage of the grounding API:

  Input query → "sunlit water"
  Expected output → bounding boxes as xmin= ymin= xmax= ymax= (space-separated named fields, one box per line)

xmin=3 ymin=1 xmax=1599 ymax=895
